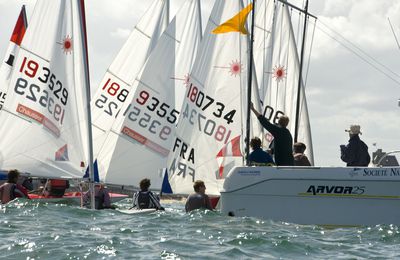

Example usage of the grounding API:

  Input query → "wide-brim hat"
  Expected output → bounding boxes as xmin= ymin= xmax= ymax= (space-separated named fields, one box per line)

xmin=345 ymin=125 xmax=361 ymax=135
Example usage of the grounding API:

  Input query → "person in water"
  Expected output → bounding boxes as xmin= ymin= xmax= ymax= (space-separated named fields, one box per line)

xmin=0 ymin=169 xmax=29 ymax=204
xmin=248 ymin=137 xmax=275 ymax=166
xmin=83 ymin=182 xmax=115 ymax=210
xmin=185 ymin=180 xmax=213 ymax=212
xmin=340 ymin=125 xmax=370 ymax=166
xmin=250 ymin=102 xmax=294 ymax=166
xmin=293 ymin=142 xmax=311 ymax=166
xmin=42 ymin=179 xmax=70 ymax=197
xmin=132 ymin=178 xmax=164 ymax=210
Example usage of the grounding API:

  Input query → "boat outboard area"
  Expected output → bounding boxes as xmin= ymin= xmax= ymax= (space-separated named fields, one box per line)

xmin=219 ymin=166 xmax=400 ymax=226
xmin=0 ymin=172 xmax=128 ymax=204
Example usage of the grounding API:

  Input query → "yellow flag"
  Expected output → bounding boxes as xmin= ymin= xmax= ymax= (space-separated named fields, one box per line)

xmin=212 ymin=3 xmax=253 ymax=35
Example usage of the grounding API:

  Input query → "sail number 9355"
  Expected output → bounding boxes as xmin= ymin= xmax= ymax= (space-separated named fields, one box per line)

xmin=135 ymin=90 xmax=179 ymax=125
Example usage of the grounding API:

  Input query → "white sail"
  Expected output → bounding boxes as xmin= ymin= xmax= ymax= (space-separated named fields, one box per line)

xmin=0 ymin=0 xmax=90 ymax=178
xmin=90 ymin=0 xmax=169 ymax=185
xmin=91 ymin=0 xmax=169 ymax=158
xmin=167 ymin=0 xmax=256 ymax=195
xmin=0 ymin=6 xmax=28 ymax=111
xmin=97 ymin=0 xmax=202 ymax=188
xmin=254 ymin=1 xmax=314 ymax=164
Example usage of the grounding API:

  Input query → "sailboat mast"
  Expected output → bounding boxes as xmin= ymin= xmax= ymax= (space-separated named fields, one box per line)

xmin=77 ymin=0 xmax=95 ymax=210
xmin=294 ymin=0 xmax=309 ymax=142
xmin=245 ymin=0 xmax=256 ymax=165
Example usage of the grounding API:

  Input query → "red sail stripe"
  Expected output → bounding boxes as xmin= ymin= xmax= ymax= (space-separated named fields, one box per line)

xmin=216 ymin=135 xmax=242 ymax=157
xmin=10 ymin=6 xmax=28 ymax=46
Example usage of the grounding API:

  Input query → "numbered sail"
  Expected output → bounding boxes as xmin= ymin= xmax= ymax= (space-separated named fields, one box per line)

xmin=96 ymin=0 xmax=202 ymax=188
xmin=254 ymin=1 xmax=314 ymax=164
xmin=167 ymin=0 xmax=255 ymax=195
xmin=91 ymin=0 xmax=169 ymax=185
xmin=0 ymin=6 xmax=28 ymax=111
xmin=0 ymin=0 xmax=90 ymax=178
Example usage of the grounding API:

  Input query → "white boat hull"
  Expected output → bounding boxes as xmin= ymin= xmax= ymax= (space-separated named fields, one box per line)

xmin=220 ymin=166 xmax=400 ymax=226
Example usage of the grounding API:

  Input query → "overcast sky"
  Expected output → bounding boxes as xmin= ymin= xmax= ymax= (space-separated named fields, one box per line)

xmin=1 ymin=0 xmax=399 ymax=166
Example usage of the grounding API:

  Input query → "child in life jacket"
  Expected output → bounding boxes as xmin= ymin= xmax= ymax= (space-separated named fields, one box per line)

xmin=132 ymin=178 xmax=164 ymax=210
xmin=0 ymin=169 xmax=29 ymax=204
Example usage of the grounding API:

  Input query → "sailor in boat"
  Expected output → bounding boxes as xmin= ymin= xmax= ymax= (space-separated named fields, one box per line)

xmin=293 ymin=142 xmax=311 ymax=166
xmin=185 ymin=180 xmax=213 ymax=212
xmin=248 ymin=137 xmax=275 ymax=166
xmin=20 ymin=177 xmax=34 ymax=192
xmin=0 ymin=169 xmax=29 ymax=204
xmin=340 ymin=125 xmax=371 ymax=167
xmin=47 ymin=179 xmax=69 ymax=197
xmin=132 ymin=178 xmax=164 ymax=211
xmin=83 ymin=182 xmax=115 ymax=210
xmin=250 ymin=102 xmax=294 ymax=166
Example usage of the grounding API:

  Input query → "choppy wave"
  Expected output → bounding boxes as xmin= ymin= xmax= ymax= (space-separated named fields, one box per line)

xmin=0 ymin=198 xmax=399 ymax=259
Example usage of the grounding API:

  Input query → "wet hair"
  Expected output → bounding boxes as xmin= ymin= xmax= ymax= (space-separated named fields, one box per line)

xmin=250 ymin=137 xmax=262 ymax=150
xmin=193 ymin=180 xmax=205 ymax=192
xmin=293 ymin=142 xmax=306 ymax=153
xmin=139 ymin=178 xmax=151 ymax=191
xmin=278 ymin=115 xmax=289 ymax=128
xmin=8 ymin=169 xmax=20 ymax=183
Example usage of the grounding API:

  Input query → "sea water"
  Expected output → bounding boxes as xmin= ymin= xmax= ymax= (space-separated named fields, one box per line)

xmin=0 ymin=199 xmax=399 ymax=259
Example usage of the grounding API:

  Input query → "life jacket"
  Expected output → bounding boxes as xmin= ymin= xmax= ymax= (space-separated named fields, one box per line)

xmin=0 ymin=183 xmax=16 ymax=204
xmin=49 ymin=179 xmax=69 ymax=197
xmin=137 ymin=191 xmax=151 ymax=209
xmin=95 ymin=193 xmax=104 ymax=210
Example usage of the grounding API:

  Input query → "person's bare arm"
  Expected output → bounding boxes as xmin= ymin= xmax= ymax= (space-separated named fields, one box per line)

xmin=250 ymin=102 xmax=261 ymax=117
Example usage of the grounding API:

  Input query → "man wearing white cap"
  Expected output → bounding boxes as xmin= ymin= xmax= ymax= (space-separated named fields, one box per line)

xmin=340 ymin=125 xmax=370 ymax=166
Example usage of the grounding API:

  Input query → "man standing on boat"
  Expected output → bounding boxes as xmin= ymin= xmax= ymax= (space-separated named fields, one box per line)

xmin=340 ymin=125 xmax=370 ymax=166
xmin=250 ymin=103 xmax=294 ymax=166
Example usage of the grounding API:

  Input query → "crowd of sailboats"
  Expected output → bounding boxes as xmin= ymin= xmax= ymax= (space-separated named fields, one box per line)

xmin=1 ymin=0 xmax=399 ymax=225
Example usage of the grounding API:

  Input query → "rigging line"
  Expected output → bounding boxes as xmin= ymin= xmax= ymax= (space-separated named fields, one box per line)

xmin=304 ymin=17 xmax=316 ymax=87
xmin=318 ymin=18 xmax=400 ymax=80
xmin=295 ymin=8 xmax=302 ymax=48
xmin=388 ymin=17 xmax=400 ymax=51
xmin=316 ymin=23 xmax=400 ymax=86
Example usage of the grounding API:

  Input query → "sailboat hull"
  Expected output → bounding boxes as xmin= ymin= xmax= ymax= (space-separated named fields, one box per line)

xmin=28 ymin=192 xmax=128 ymax=203
xmin=220 ymin=166 xmax=400 ymax=226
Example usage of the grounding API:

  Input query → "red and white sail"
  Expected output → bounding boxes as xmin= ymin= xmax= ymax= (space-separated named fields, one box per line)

xmin=0 ymin=0 xmax=91 ymax=178
xmin=0 ymin=6 xmax=28 ymax=111
xmin=167 ymin=0 xmax=258 ymax=195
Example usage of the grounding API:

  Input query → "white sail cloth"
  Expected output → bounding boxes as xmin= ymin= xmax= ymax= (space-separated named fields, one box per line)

xmin=253 ymin=0 xmax=314 ymax=164
xmin=167 ymin=0 xmax=260 ymax=195
xmin=0 ymin=6 xmax=27 ymax=112
xmin=90 ymin=0 xmax=169 ymax=184
xmin=96 ymin=0 xmax=202 ymax=189
xmin=0 ymin=0 xmax=90 ymax=178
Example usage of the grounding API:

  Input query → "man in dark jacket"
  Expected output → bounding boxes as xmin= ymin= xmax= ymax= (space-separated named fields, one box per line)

xmin=250 ymin=103 xmax=294 ymax=166
xmin=340 ymin=125 xmax=370 ymax=166
xmin=248 ymin=137 xmax=275 ymax=165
